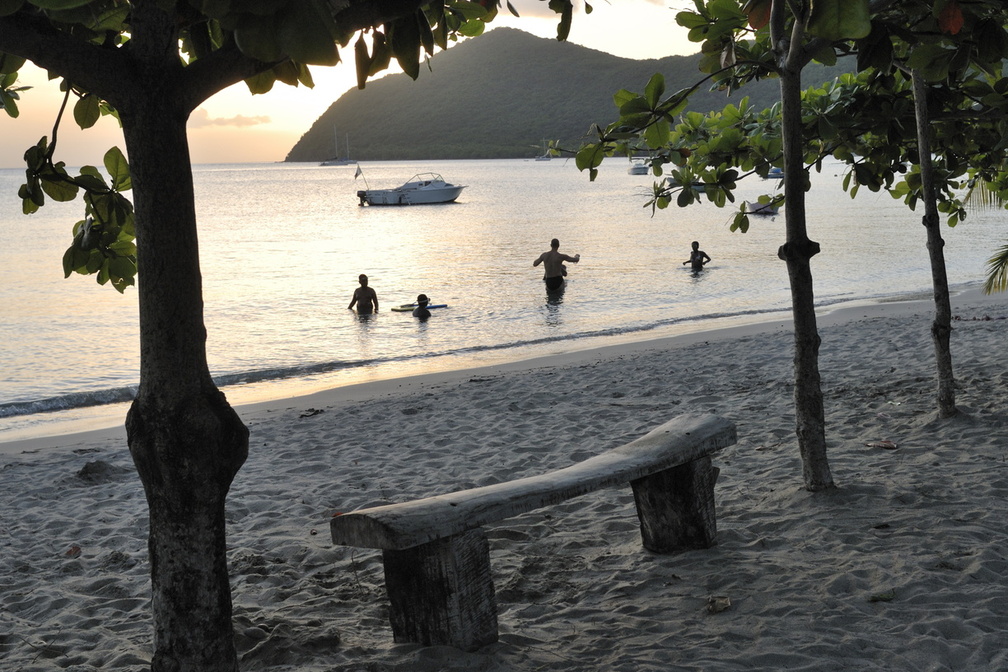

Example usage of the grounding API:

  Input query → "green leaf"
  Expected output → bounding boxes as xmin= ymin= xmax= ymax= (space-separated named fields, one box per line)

xmin=575 ymin=144 xmax=604 ymax=173
xmin=73 ymin=93 xmax=100 ymax=129
xmin=269 ymin=60 xmax=301 ymax=87
xmin=0 ymin=52 xmax=26 ymax=74
xmin=368 ymin=31 xmax=392 ymax=76
xmin=389 ymin=14 xmax=422 ymax=80
xmin=277 ymin=0 xmax=339 ymax=65
xmin=618 ymin=95 xmax=651 ymax=116
xmin=40 ymin=174 xmax=78 ymax=201
xmin=62 ymin=244 xmax=89 ymax=277
xmin=354 ymin=33 xmax=370 ymax=89
xmin=730 ymin=212 xmax=750 ymax=233
xmin=103 ymin=146 xmax=130 ymax=191
xmin=108 ymin=255 xmax=136 ymax=281
xmin=906 ymin=44 xmax=953 ymax=82
xmin=75 ymin=166 xmax=109 ymax=191
xmin=548 ymin=0 xmax=573 ymax=40
xmin=807 ymin=0 xmax=871 ymax=41
xmin=644 ymin=73 xmax=664 ymax=108
xmin=24 ymin=138 xmax=47 ymax=170
xmin=234 ymin=14 xmax=283 ymax=62
xmin=643 ymin=119 xmax=670 ymax=148
xmin=244 ymin=70 xmax=277 ymax=95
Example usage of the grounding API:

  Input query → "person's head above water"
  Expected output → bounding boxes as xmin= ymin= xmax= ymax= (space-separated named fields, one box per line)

xmin=417 ymin=293 xmax=429 ymax=306
xmin=550 ymin=238 xmax=560 ymax=249
xmin=691 ymin=241 xmax=699 ymax=251
xmin=358 ymin=274 xmax=368 ymax=286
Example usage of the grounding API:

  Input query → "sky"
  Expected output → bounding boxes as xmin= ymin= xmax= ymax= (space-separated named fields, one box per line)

xmin=0 ymin=1 xmax=697 ymax=168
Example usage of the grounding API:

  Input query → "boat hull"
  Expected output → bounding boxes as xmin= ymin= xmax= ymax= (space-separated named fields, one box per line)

xmin=744 ymin=200 xmax=779 ymax=215
xmin=357 ymin=173 xmax=466 ymax=206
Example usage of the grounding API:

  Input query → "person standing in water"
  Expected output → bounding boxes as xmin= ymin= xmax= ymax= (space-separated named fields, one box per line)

xmin=683 ymin=241 xmax=711 ymax=272
xmin=348 ymin=274 xmax=379 ymax=313
xmin=533 ymin=238 xmax=580 ymax=291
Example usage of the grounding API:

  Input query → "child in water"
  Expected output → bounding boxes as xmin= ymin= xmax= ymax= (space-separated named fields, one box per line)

xmin=412 ymin=294 xmax=431 ymax=319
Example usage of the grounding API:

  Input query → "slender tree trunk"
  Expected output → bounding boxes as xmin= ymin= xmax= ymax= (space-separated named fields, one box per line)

xmin=777 ymin=48 xmax=834 ymax=491
xmin=119 ymin=6 xmax=248 ymax=671
xmin=911 ymin=70 xmax=957 ymax=418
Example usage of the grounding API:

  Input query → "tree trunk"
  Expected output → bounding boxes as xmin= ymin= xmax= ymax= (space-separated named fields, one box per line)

xmin=118 ymin=7 xmax=248 ymax=671
xmin=911 ymin=70 xmax=957 ymax=418
xmin=777 ymin=52 xmax=834 ymax=491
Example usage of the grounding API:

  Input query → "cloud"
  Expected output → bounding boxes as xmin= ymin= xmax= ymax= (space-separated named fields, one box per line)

xmin=189 ymin=108 xmax=270 ymax=128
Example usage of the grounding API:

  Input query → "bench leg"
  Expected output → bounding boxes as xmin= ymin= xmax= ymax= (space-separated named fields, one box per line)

xmin=630 ymin=456 xmax=720 ymax=553
xmin=381 ymin=527 xmax=498 ymax=651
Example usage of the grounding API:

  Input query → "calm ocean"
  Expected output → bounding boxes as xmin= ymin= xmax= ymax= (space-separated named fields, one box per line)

xmin=0 ymin=158 xmax=1002 ymax=441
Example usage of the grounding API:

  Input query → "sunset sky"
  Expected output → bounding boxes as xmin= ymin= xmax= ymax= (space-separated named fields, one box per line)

xmin=0 ymin=1 xmax=696 ymax=168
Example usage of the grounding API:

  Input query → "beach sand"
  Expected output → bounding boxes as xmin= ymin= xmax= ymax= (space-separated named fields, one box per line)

xmin=2 ymin=289 xmax=1007 ymax=671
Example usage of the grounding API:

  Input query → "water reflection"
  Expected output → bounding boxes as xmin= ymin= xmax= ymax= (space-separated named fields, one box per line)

xmin=543 ymin=283 xmax=565 ymax=327
xmin=352 ymin=311 xmax=376 ymax=357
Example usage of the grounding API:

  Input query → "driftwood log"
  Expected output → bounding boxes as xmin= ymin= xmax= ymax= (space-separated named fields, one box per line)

xmin=331 ymin=413 xmax=736 ymax=650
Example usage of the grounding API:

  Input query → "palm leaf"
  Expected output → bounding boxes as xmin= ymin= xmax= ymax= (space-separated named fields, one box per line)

xmin=984 ymin=244 xmax=1008 ymax=294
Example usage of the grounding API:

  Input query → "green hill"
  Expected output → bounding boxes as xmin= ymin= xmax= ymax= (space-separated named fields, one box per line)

xmin=285 ymin=28 xmax=851 ymax=162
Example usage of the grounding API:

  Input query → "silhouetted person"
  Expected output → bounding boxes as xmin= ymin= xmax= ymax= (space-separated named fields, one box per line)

xmin=348 ymin=274 xmax=379 ymax=313
xmin=412 ymin=293 xmax=431 ymax=319
xmin=683 ymin=241 xmax=711 ymax=272
xmin=534 ymin=238 xmax=580 ymax=291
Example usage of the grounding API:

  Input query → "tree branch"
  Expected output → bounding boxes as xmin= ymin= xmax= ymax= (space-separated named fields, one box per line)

xmin=0 ymin=11 xmax=134 ymax=104
xmin=331 ymin=0 xmax=428 ymax=35
xmin=177 ymin=40 xmax=276 ymax=111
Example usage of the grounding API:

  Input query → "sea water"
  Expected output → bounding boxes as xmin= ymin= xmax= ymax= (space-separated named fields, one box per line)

xmin=0 ymin=158 xmax=1003 ymax=441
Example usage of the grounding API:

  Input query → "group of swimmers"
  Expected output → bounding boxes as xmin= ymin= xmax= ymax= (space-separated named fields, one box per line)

xmin=348 ymin=274 xmax=431 ymax=318
xmin=348 ymin=238 xmax=710 ymax=317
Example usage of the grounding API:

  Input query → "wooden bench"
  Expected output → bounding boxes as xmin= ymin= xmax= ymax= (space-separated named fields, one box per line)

xmin=330 ymin=413 xmax=736 ymax=651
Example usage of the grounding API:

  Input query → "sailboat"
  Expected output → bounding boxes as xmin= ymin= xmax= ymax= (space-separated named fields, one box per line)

xmin=320 ymin=129 xmax=354 ymax=166
xmin=535 ymin=138 xmax=552 ymax=161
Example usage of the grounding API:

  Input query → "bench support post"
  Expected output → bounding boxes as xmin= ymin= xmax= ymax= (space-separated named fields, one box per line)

xmin=631 ymin=456 xmax=720 ymax=553
xmin=381 ymin=527 xmax=498 ymax=651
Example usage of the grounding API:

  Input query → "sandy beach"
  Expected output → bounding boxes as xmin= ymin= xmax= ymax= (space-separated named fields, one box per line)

xmin=2 ymin=289 xmax=1007 ymax=671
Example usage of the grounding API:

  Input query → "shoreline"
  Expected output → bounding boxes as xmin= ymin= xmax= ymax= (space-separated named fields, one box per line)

xmin=2 ymin=285 xmax=1007 ymax=670
xmin=3 ymin=286 xmax=1004 ymax=457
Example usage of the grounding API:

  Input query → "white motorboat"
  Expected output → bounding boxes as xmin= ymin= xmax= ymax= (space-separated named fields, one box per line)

xmin=627 ymin=158 xmax=649 ymax=175
xmin=744 ymin=200 xmax=779 ymax=215
xmin=357 ymin=173 xmax=466 ymax=206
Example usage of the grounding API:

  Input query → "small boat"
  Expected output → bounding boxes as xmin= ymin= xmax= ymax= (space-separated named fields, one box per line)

xmin=744 ymin=200 xmax=779 ymax=215
xmin=627 ymin=158 xmax=649 ymax=175
xmin=357 ymin=173 xmax=465 ymax=206
xmin=321 ymin=129 xmax=354 ymax=166
xmin=535 ymin=138 xmax=552 ymax=161
xmin=764 ymin=166 xmax=784 ymax=179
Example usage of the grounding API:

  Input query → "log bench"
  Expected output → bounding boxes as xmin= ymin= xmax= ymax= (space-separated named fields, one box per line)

xmin=330 ymin=413 xmax=736 ymax=651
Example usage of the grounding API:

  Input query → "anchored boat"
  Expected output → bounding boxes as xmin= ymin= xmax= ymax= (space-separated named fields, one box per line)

xmin=357 ymin=173 xmax=466 ymax=206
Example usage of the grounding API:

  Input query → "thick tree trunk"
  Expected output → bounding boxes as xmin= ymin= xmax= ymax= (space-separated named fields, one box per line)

xmin=778 ymin=58 xmax=834 ymax=491
xmin=912 ymin=70 xmax=957 ymax=418
xmin=122 ymin=100 xmax=248 ymax=672
xmin=118 ymin=7 xmax=248 ymax=671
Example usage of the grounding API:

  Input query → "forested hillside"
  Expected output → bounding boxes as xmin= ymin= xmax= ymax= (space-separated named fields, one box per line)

xmin=285 ymin=28 xmax=852 ymax=162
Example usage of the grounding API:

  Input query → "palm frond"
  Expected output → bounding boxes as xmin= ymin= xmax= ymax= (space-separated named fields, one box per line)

xmin=964 ymin=178 xmax=1006 ymax=209
xmin=983 ymin=243 xmax=1008 ymax=294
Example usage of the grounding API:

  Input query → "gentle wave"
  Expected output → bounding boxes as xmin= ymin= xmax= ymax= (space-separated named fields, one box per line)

xmin=0 ymin=282 xmax=962 ymax=422
xmin=0 ymin=306 xmax=801 ymax=420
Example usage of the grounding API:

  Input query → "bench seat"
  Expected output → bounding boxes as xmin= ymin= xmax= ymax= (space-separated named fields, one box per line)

xmin=331 ymin=413 xmax=736 ymax=650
